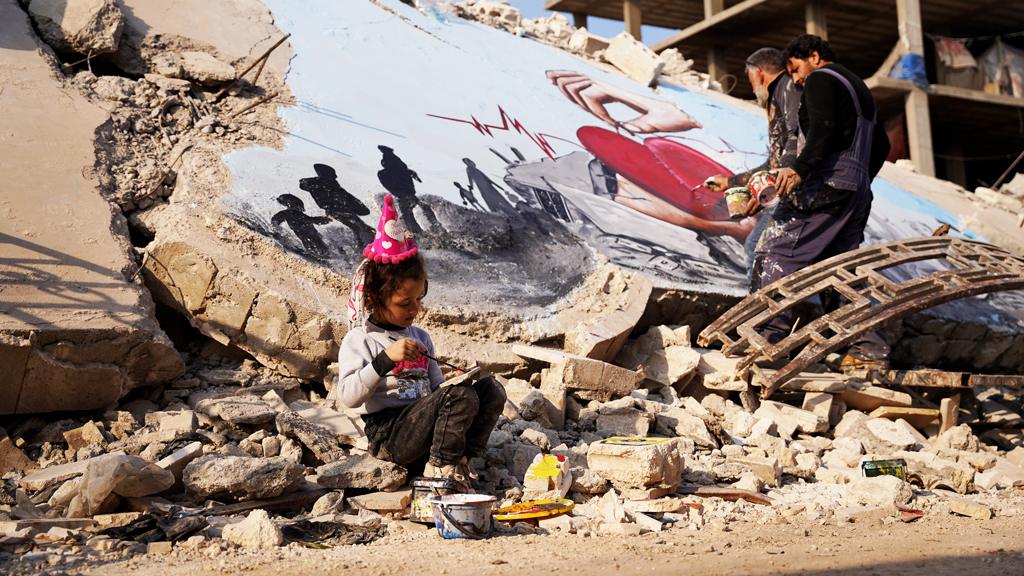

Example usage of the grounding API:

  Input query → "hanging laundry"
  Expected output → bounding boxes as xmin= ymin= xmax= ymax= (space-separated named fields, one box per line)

xmin=933 ymin=36 xmax=978 ymax=69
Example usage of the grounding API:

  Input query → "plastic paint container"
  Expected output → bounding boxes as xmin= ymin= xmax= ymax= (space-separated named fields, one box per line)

xmin=430 ymin=493 xmax=496 ymax=539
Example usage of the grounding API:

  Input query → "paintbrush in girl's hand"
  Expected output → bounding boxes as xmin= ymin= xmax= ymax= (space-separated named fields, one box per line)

xmin=387 ymin=336 xmax=466 ymax=374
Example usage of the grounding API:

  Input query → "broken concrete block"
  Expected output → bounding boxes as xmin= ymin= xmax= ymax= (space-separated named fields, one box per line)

xmin=63 ymin=421 xmax=106 ymax=452
xmin=597 ymin=409 xmax=653 ymax=437
xmin=724 ymin=456 xmax=781 ymax=487
xmin=222 ymin=509 xmax=283 ymax=548
xmin=523 ymin=453 xmax=571 ymax=498
xmin=752 ymin=370 xmax=849 ymax=393
xmin=316 ymin=454 xmax=407 ymax=491
xmin=178 ymin=51 xmax=236 ymax=84
xmin=19 ymin=458 xmax=96 ymax=491
xmin=696 ymin=350 xmax=743 ymax=386
xmin=274 ymin=410 xmax=345 ymax=464
xmin=543 ymin=357 xmax=643 ymax=402
xmin=896 ymin=450 xmax=974 ymax=494
xmin=183 ymin=455 xmax=304 ymax=501
xmin=195 ymin=395 xmax=276 ymax=425
xmin=865 ymin=418 xmax=925 ymax=450
xmin=841 ymin=381 xmax=912 ymax=412
xmin=732 ymin=471 xmax=765 ymax=493
xmin=570 ymin=467 xmax=610 ymax=494
xmin=538 ymin=513 xmax=574 ymax=533
xmin=348 ymin=490 xmax=411 ymax=512
xmin=815 ymin=466 xmax=857 ymax=485
xmin=295 ymin=405 xmax=367 ymax=450
xmin=155 ymin=441 xmax=204 ymax=488
xmin=603 ymin=32 xmax=665 ymax=86
xmin=653 ymin=407 xmax=716 ymax=449
xmin=941 ymin=492 xmax=992 ymax=520
xmin=146 ymin=541 xmax=173 ymax=554
xmin=568 ymin=27 xmax=610 ymax=55
xmin=68 ymin=454 xmax=176 ymax=517
xmin=802 ymin=392 xmax=837 ymax=424
xmin=836 ymin=504 xmax=897 ymax=524
xmin=587 ymin=437 xmax=683 ymax=493
xmin=632 ymin=511 xmax=663 ymax=532
xmin=519 ymin=427 xmax=553 ymax=451
xmin=623 ymin=497 xmax=684 ymax=514
xmin=28 ymin=0 xmax=124 ymax=55
xmin=756 ymin=400 xmax=828 ymax=435
xmin=565 ymin=271 xmax=651 ymax=362
xmin=262 ymin=390 xmax=290 ymax=413
xmin=846 ymin=475 xmax=913 ymax=507
xmin=1007 ymin=447 xmax=1024 ymax=468
xmin=974 ymin=458 xmax=1024 ymax=490
xmin=145 ymin=411 xmax=198 ymax=434
xmin=869 ymin=406 xmax=940 ymax=430
xmin=0 ymin=435 xmax=37 ymax=475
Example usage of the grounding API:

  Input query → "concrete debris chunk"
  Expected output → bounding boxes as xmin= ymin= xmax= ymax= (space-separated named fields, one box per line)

xmin=846 ymin=475 xmax=913 ymax=507
xmin=568 ymin=28 xmax=610 ymax=56
xmin=196 ymin=395 xmax=276 ymax=425
xmin=28 ymin=0 xmax=124 ymax=55
xmin=514 ymin=345 xmax=643 ymax=402
xmin=0 ymin=435 xmax=38 ymax=474
xmin=653 ymin=407 xmax=716 ymax=449
xmin=756 ymin=400 xmax=828 ymax=435
xmin=597 ymin=409 xmax=653 ymax=437
xmin=603 ymin=32 xmax=665 ymax=86
xmin=183 ymin=455 xmax=304 ymax=501
xmin=941 ymin=492 xmax=993 ymax=520
xmin=348 ymin=490 xmax=411 ymax=513
xmin=274 ymin=410 xmax=346 ymax=463
xmin=565 ymin=271 xmax=651 ymax=362
xmin=316 ymin=454 xmax=407 ymax=491
xmin=178 ymin=51 xmax=236 ymax=84
xmin=155 ymin=441 xmax=204 ymax=488
xmin=587 ymin=437 xmax=683 ymax=495
xmin=974 ymin=458 xmax=1024 ymax=490
xmin=222 ymin=509 xmax=283 ymax=548
xmin=896 ymin=450 xmax=974 ymax=494
xmin=63 ymin=421 xmax=106 ymax=452
xmin=68 ymin=454 xmax=175 ymax=517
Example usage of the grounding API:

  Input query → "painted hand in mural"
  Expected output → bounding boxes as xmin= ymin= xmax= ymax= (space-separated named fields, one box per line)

xmin=775 ymin=167 xmax=802 ymax=197
xmin=545 ymin=70 xmax=702 ymax=133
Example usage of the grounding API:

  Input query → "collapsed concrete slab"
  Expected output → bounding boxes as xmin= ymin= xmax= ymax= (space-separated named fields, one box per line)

xmin=0 ymin=2 xmax=182 ymax=415
xmin=587 ymin=437 xmax=684 ymax=497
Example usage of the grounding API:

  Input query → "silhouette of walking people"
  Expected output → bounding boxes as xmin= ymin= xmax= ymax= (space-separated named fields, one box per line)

xmin=453 ymin=182 xmax=485 ymax=211
xmin=376 ymin=145 xmax=439 ymax=234
xmin=272 ymin=194 xmax=331 ymax=259
xmin=299 ymin=163 xmax=375 ymax=246
xmin=462 ymin=158 xmax=517 ymax=216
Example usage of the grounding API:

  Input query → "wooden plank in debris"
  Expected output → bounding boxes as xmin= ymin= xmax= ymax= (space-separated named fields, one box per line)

xmin=875 ymin=369 xmax=969 ymax=388
xmin=869 ymin=406 xmax=940 ymax=430
xmin=751 ymin=369 xmax=848 ymax=393
xmin=969 ymin=374 xmax=1024 ymax=388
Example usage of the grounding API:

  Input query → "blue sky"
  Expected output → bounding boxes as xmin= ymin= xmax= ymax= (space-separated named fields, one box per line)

xmin=507 ymin=0 xmax=679 ymax=46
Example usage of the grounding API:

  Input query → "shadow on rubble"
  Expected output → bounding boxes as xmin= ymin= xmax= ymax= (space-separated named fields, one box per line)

xmin=0 ymin=232 xmax=144 ymax=330
xmin=770 ymin=551 xmax=1023 ymax=576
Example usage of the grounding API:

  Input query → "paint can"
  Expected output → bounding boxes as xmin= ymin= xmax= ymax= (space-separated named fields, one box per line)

xmin=410 ymin=477 xmax=460 ymax=524
xmin=748 ymin=170 xmax=778 ymax=208
xmin=430 ymin=493 xmax=496 ymax=540
xmin=860 ymin=458 xmax=909 ymax=481
xmin=724 ymin=187 xmax=753 ymax=219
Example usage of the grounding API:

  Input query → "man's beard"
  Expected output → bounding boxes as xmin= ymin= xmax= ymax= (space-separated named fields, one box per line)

xmin=754 ymin=86 xmax=770 ymax=109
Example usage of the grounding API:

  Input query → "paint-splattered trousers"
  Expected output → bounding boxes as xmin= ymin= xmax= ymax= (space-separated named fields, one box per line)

xmin=361 ymin=376 xmax=506 ymax=468
xmin=754 ymin=184 xmax=889 ymax=359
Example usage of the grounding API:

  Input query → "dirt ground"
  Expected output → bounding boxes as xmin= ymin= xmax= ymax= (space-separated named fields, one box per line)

xmin=6 ymin=491 xmax=1023 ymax=576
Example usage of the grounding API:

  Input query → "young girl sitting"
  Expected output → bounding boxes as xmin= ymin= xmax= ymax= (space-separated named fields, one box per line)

xmin=332 ymin=194 xmax=506 ymax=488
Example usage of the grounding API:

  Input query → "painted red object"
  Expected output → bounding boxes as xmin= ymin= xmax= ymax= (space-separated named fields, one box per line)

xmin=577 ymin=126 xmax=733 ymax=221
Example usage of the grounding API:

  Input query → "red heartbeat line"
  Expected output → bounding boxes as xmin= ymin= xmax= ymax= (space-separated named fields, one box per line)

xmin=427 ymin=106 xmax=572 ymax=159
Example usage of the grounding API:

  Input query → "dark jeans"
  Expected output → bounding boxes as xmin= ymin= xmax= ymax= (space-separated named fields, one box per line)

xmin=361 ymin=376 xmax=506 ymax=468
xmin=755 ymin=185 xmax=889 ymax=359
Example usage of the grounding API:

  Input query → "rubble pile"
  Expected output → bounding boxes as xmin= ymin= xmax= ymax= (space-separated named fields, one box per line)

xmin=3 ymin=310 xmax=1023 ymax=566
xmin=451 ymin=0 xmax=717 ymax=90
xmin=975 ymin=173 xmax=1024 ymax=227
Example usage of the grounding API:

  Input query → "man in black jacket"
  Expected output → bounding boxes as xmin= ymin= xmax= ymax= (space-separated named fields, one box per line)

xmin=758 ymin=35 xmax=891 ymax=361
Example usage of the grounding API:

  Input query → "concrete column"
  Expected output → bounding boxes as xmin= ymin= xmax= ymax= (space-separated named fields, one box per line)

xmin=805 ymin=0 xmax=828 ymax=39
xmin=624 ymin=0 xmax=642 ymax=41
xmin=572 ymin=12 xmax=588 ymax=29
xmin=705 ymin=0 xmax=725 ymax=85
xmin=896 ymin=0 xmax=935 ymax=176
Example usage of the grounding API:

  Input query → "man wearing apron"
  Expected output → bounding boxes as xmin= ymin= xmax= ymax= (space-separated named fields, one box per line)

xmin=757 ymin=35 xmax=892 ymax=362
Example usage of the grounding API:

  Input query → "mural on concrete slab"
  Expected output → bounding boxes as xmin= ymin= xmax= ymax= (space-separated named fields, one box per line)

xmin=224 ymin=0 xmax=974 ymax=302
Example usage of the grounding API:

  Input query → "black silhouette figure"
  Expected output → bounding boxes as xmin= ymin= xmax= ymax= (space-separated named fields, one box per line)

xmin=299 ymin=163 xmax=374 ymax=246
xmin=462 ymin=158 xmax=516 ymax=216
xmin=376 ymin=145 xmax=439 ymax=234
xmin=272 ymin=194 xmax=331 ymax=259
xmin=453 ymin=182 xmax=485 ymax=211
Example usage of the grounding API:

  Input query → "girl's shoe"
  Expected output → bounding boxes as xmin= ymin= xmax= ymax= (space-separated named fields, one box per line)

xmin=423 ymin=462 xmax=471 ymax=493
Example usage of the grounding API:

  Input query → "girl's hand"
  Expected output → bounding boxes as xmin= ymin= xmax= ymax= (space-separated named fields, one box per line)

xmin=385 ymin=338 xmax=420 ymax=363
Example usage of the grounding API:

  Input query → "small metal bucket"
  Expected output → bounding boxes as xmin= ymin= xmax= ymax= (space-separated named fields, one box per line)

xmin=410 ymin=477 xmax=460 ymax=524
xmin=430 ymin=493 xmax=496 ymax=540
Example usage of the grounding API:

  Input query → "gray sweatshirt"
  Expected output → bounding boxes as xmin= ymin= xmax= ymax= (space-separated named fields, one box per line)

xmin=332 ymin=322 xmax=444 ymax=415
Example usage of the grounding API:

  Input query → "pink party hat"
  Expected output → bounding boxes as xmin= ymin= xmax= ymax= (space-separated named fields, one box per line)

xmin=363 ymin=194 xmax=418 ymax=263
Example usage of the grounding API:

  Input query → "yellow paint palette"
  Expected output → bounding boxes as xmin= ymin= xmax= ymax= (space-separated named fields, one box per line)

xmin=492 ymin=498 xmax=575 ymax=522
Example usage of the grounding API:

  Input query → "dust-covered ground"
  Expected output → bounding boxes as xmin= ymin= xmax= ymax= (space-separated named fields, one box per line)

xmin=6 ymin=501 xmax=1024 ymax=576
